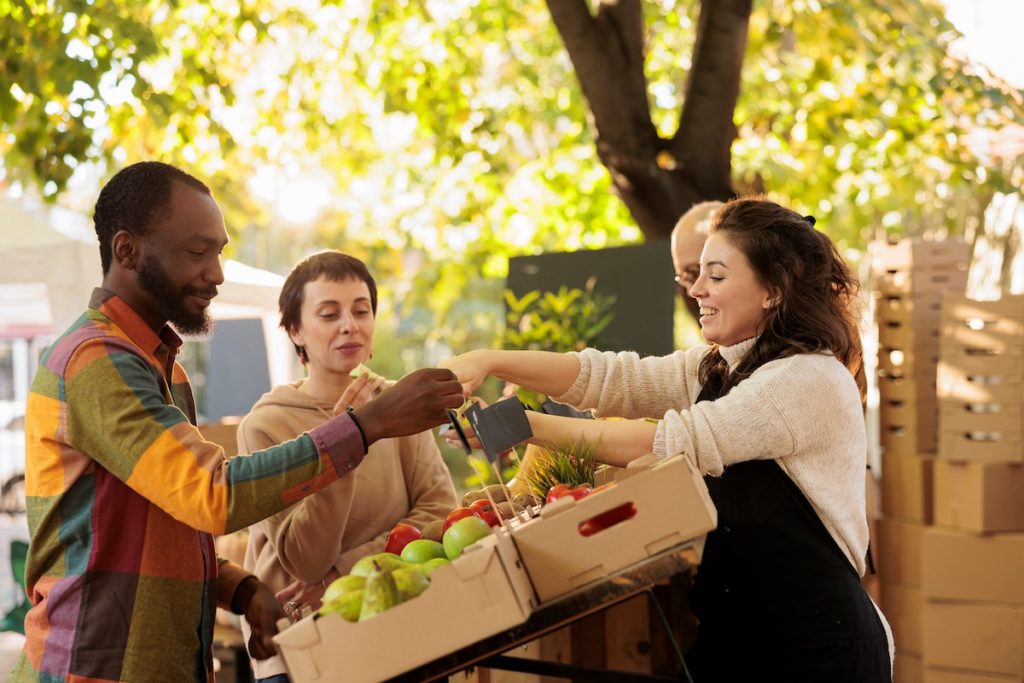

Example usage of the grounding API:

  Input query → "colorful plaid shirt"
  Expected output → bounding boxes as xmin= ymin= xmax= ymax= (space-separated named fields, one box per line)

xmin=15 ymin=289 xmax=366 ymax=683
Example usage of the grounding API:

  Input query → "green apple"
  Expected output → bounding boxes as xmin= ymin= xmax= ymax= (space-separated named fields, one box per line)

xmin=442 ymin=516 xmax=493 ymax=560
xmin=421 ymin=557 xmax=450 ymax=577
xmin=400 ymin=539 xmax=446 ymax=564
xmin=350 ymin=552 xmax=408 ymax=578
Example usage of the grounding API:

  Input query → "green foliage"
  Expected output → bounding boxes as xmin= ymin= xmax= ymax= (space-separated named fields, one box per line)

xmin=504 ymin=279 xmax=616 ymax=353
xmin=733 ymin=0 xmax=1023 ymax=247
xmin=3 ymin=0 xmax=1021 ymax=366
xmin=503 ymin=278 xmax=615 ymax=408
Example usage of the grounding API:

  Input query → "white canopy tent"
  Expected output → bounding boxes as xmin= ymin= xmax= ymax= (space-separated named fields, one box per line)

xmin=0 ymin=194 xmax=296 ymax=389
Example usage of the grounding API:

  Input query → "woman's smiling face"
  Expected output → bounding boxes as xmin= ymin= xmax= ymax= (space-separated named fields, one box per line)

xmin=688 ymin=231 xmax=775 ymax=347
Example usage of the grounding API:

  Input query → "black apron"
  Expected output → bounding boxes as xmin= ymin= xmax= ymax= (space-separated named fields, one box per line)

xmin=683 ymin=384 xmax=891 ymax=682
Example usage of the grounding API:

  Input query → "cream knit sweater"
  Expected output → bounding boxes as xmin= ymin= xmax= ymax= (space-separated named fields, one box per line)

xmin=556 ymin=338 xmax=894 ymax=663
xmin=557 ymin=338 xmax=869 ymax=573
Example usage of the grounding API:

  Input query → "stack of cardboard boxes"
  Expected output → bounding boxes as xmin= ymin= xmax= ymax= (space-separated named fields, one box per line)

xmin=921 ymin=294 xmax=1024 ymax=681
xmin=872 ymin=238 xmax=969 ymax=682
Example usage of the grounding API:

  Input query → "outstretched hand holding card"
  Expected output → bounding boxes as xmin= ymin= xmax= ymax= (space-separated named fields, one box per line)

xmin=441 ymin=397 xmax=533 ymax=462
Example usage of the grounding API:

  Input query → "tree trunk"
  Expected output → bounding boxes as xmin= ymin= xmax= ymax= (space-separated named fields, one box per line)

xmin=545 ymin=0 xmax=752 ymax=241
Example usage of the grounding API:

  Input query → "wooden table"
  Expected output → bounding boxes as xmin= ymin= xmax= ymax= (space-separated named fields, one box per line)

xmin=388 ymin=542 xmax=701 ymax=683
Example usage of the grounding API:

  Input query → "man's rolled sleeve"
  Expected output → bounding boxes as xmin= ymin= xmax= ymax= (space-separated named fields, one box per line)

xmin=307 ymin=414 xmax=366 ymax=474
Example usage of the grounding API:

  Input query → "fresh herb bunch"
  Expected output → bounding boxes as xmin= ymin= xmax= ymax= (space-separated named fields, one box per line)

xmin=522 ymin=438 xmax=596 ymax=502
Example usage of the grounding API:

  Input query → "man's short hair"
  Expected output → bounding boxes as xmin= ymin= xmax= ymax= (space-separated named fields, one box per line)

xmin=93 ymin=161 xmax=211 ymax=275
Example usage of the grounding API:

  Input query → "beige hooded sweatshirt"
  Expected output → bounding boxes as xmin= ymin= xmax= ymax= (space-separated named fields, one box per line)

xmin=236 ymin=380 xmax=457 ymax=679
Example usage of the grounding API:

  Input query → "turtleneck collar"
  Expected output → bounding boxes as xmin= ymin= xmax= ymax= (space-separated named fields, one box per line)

xmin=718 ymin=336 xmax=758 ymax=371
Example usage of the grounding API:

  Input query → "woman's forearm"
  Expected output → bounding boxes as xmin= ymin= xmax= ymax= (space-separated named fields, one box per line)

xmin=526 ymin=412 xmax=657 ymax=468
xmin=487 ymin=350 xmax=582 ymax=398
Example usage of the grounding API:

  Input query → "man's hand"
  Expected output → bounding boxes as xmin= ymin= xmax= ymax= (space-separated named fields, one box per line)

xmin=353 ymin=367 xmax=463 ymax=444
xmin=239 ymin=578 xmax=286 ymax=660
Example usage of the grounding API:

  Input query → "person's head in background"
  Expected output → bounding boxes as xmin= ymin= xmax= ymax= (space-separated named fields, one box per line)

xmin=671 ymin=200 xmax=724 ymax=322
xmin=278 ymin=250 xmax=378 ymax=383
xmin=691 ymin=196 xmax=863 ymax=396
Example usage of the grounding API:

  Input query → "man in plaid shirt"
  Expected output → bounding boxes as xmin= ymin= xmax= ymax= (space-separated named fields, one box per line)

xmin=13 ymin=161 xmax=463 ymax=683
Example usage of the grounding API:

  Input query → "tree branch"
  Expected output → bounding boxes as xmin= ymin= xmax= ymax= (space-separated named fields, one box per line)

xmin=545 ymin=0 xmax=656 ymax=158
xmin=675 ymin=0 xmax=752 ymax=197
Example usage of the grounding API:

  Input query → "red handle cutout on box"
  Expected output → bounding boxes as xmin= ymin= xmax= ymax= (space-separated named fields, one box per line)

xmin=577 ymin=502 xmax=638 ymax=537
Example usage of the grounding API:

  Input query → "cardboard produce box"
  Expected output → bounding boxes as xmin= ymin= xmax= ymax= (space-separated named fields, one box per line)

xmin=882 ymin=398 xmax=938 ymax=435
xmin=922 ymin=529 xmax=1024 ymax=605
xmin=881 ymin=452 xmax=934 ymax=523
xmin=510 ymin=454 xmax=716 ymax=603
xmin=877 ymin=269 xmax=967 ymax=296
xmin=933 ymin=460 xmax=1024 ymax=533
xmin=940 ymin=399 xmax=1022 ymax=435
xmin=938 ymin=363 xmax=1022 ymax=405
xmin=882 ymin=422 xmax=936 ymax=458
xmin=940 ymin=296 xmax=1024 ymax=349
xmin=878 ymin=517 xmax=925 ymax=587
xmin=938 ymin=343 xmax=1024 ymax=377
xmin=924 ymin=666 xmax=1023 ymax=682
xmin=273 ymin=531 xmax=536 ymax=683
xmin=895 ymin=651 xmax=924 ymax=683
xmin=939 ymin=429 xmax=1023 ymax=465
xmin=879 ymin=345 xmax=939 ymax=380
xmin=880 ymin=373 xmax=926 ymax=404
xmin=881 ymin=582 xmax=924 ymax=655
xmin=923 ymin=600 xmax=1024 ymax=677
xmin=873 ymin=238 xmax=970 ymax=273
xmin=876 ymin=291 xmax=943 ymax=326
xmin=878 ymin=318 xmax=940 ymax=351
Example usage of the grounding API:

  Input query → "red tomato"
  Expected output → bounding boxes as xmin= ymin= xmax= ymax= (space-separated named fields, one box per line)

xmin=545 ymin=483 xmax=593 ymax=506
xmin=384 ymin=523 xmax=422 ymax=555
xmin=469 ymin=499 xmax=502 ymax=527
xmin=442 ymin=506 xmax=482 ymax=534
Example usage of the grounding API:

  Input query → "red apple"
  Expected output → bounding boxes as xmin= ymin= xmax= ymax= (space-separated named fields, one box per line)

xmin=384 ymin=523 xmax=422 ymax=555
xmin=442 ymin=506 xmax=482 ymax=534
xmin=469 ymin=499 xmax=502 ymax=527
xmin=545 ymin=483 xmax=592 ymax=506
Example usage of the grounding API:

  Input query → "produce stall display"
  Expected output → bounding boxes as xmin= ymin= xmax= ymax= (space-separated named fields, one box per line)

xmin=272 ymin=451 xmax=716 ymax=683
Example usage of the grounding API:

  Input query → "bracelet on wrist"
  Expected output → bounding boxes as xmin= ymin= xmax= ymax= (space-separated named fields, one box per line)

xmin=346 ymin=405 xmax=369 ymax=453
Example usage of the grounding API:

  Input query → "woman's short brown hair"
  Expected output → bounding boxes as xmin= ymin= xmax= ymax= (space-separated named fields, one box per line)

xmin=278 ymin=250 xmax=377 ymax=359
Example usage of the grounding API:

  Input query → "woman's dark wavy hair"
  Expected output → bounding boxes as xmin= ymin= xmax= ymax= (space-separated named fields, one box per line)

xmin=696 ymin=197 xmax=865 ymax=400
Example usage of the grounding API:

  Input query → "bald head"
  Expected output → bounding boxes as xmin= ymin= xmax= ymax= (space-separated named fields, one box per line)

xmin=671 ymin=201 xmax=724 ymax=320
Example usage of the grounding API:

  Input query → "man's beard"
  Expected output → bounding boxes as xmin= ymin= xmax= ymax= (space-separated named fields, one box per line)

xmin=137 ymin=252 xmax=215 ymax=336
